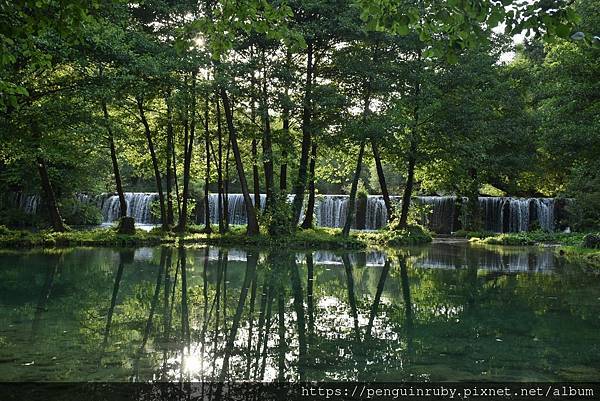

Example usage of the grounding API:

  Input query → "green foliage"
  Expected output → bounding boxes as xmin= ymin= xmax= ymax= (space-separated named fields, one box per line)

xmin=474 ymin=230 xmax=587 ymax=246
xmin=260 ymin=194 xmax=294 ymax=236
xmin=357 ymin=224 xmax=432 ymax=246
xmin=61 ymin=199 xmax=102 ymax=226
xmin=564 ymin=163 xmax=600 ymax=231
xmin=0 ymin=208 xmax=43 ymax=228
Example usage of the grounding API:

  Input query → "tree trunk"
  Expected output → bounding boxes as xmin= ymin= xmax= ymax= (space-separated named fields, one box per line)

xmin=398 ymin=142 xmax=416 ymax=229
xmin=203 ymin=97 xmax=212 ymax=233
xmin=300 ymin=142 xmax=317 ymax=229
xmin=165 ymin=95 xmax=175 ymax=226
xmin=102 ymin=101 xmax=127 ymax=220
xmin=220 ymin=88 xmax=260 ymax=236
xmin=216 ymin=97 xmax=226 ymax=233
xmin=342 ymin=139 xmax=366 ymax=236
xmin=224 ymin=137 xmax=230 ymax=231
xmin=280 ymin=50 xmax=292 ymax=193
xmin=136 ymin=96 xmax=167 ymax=229
xmin=371 ymin=137 xmax=393 ymax=221
xmin=36 ymin=156 xmax=66 ymax=232
xmin=292 ymin=41 xmax=314 ymax=224
xmin=398 ymin=63 xmax=421 ymax=230
xmin=178 ymin=71 xmax=197 ymax=232
xmin=260 ymin=48 xmax=274 ymax=210
xmin=465 ymin=167 xmax=481 ymax=231
xmin=251 ymin=138 xmax=261 ymax=209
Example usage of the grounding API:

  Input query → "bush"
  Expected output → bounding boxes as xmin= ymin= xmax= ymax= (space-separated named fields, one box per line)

xmin=583 ymin=233 xmax=600 ymax=249
xmin=0 ymin=207 xmax=43 ymax=228
xmin=565 ymin=162 xmax=600 ymax=230
xmin=260 ymin=193 xmax=294 ymax=236
xmin=61 ymin=198 xmax=102 ymax=226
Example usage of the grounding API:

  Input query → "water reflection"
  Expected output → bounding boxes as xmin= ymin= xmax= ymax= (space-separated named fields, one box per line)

xmin=0 ymin=243 xmax=598 ymax=382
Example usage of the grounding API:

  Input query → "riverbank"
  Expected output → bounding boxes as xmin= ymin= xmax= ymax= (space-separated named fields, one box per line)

xmin=460 ymin=230 xmax=600 ymax=269
xmin=0 ymin=224 xmax=432 ymax=250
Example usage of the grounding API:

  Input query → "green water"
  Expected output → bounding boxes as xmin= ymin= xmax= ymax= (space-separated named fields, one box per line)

xmin=0 ymin=242 xmax=599 ymax=382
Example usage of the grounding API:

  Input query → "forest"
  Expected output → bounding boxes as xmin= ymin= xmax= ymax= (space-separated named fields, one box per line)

xmin=2 ymin=0 xmax=600 ymax=392
xmin=0 ymin=0 xmax=598 ymax=241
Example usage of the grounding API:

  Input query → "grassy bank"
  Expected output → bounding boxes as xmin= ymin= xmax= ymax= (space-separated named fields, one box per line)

xmin=461 ymin=230 xmax=600 ymax=268
xmin=0 ymin=224 xmax=432 ymax=250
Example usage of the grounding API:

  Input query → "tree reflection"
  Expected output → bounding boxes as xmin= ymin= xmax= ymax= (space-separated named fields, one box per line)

xmin=3 ymin=244 xmax=599 ymax=382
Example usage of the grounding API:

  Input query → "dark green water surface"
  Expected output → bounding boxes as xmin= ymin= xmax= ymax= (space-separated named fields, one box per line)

xmin=0 ymin=242 xmax=599 ymax=382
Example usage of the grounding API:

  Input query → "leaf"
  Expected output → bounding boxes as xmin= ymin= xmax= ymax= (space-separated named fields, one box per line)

xmin=555 ymin=24 xmax=570 ymax=39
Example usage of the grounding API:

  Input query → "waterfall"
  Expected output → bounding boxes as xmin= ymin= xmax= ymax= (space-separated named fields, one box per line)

xmin=195 ymin=193 xmax=557 ymax=233
xmin=478 ymin=197 xmax=556 ymax=233
xmin=415 ymin=196 xmax=457 ymax=233
xmin=507 ymin=198 xmax=530 ymax=232
xmin=0 ymin=192 xmax=41 ymax=215
xmin=1 ymin=190 xmax=559 ymax=233
xmin=365 ymin=196 xmax=388 ymax=230
xmin=205 ymin=193 xmax=266 ymax=225
xmin=315 ymin=195 xmax=348 ymax=228
xmin=533 ymin=198 xmax=555 ymax=231
xmin=99 ymin=192 xmax=158 ymax=224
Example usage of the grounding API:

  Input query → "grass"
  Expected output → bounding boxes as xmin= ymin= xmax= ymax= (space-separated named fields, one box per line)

xmin=471 ymin=231 xmax=587 ymax=246
xmin=463 ymin=229 xmax=600 ymax=269
xmin=557 ymin=246 xmax=600 ymax=269
xmin=0 ymin=224 xmax=432 ymax=250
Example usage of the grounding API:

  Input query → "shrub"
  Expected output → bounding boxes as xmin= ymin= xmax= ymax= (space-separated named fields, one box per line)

xmin=61 ymin=198 xmax=102 ymax=226
xmin=260 ymin=193 xmax=294 ymax=236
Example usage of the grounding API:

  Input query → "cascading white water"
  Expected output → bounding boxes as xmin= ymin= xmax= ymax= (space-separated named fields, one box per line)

xmin=314 ymin=195 xmax=348 ymax=228
xmin=205 ymin=193 xmax=266 ymax=225
xmin=4 ymin=190 xmax=556 ymax=232
xmin=365 ymin=196 xmax=388 ymax=230
xmin=99 ymin=192 xmax=158 ymax=223
xmin=533 ymin=198 xmax=555 ymax=231
xmin=196 ymin=193 xmax=557 ymax=232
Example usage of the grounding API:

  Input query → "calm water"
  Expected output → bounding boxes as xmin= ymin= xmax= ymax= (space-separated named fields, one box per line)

xmin=0 ymin=242 xmax=599 ymax=382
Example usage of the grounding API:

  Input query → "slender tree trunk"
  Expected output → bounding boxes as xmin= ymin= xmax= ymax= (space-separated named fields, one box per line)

xmin=342 ymin=139 xmax=366 ymax=236
xmin=203 ymin=97 xmax=212 ymax=233
xmin=292 ymin=41 xmax=314 ymax=224
xmin=220 ymin=88 xmax=260 ymax=235
xmin=224 ymin=138 xmax=230 ymax=231
xmin=465 ymin=167 xmax=481 ymax=231
xmin=399 ymin=48 xmax=422 ymax=229
xmin=280 ymin=50 xmax=292 ymax=193
xmin=398 ymin=144 xmax=416 ymax=229
xmin=371 ymin=137 xmax=394 ymax=221
xmin=179 ymin=71 xmax=197 ymax=232
xmin=136 ymin=96 xmax=167 ymax=229
xmin=216 ymin=98 xmax=226 ymax=233
xmin=300 ymin=142 xmax=317 ymax=229
xmin=165 ymin=95 xmax=175 ymax=226
xmin=36 ymin=156 xmax=66 ymax=232
xmin=260 ymin=48 xmax=274 ymax=210
xmin=251 ymin=138 xmax=261 ymax=209
xmin=172 ymin=133 xmax=181 ymax=218
xmin=102 ymin=101 xmax=127 ymax=220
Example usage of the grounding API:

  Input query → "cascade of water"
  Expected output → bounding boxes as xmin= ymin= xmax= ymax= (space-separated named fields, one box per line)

xmin=365 ymin=196 xmax=388 ymax=230
xmin=314 ymin=195 xmax=348 ymax=228
xmin=533 ymin=198 xmax=555 ymax=231
xmin=415 ymin=196 xmax=456 ymax=233
xmin=22 ymin=194 xmax=41 ymax=214
xmin=92 ymin=192 xmax=557 ymax=232
xmin=507 ymin=198 xmax=530 ymax=232
xmin=100 ymin=192 xmax=158 ymax=224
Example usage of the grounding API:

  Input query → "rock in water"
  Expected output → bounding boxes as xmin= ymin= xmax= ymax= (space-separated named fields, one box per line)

xmin=582 ymin=233 xmax=600 ymax=249
xmin=117 ymin=217 xmax=136 ymax=235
